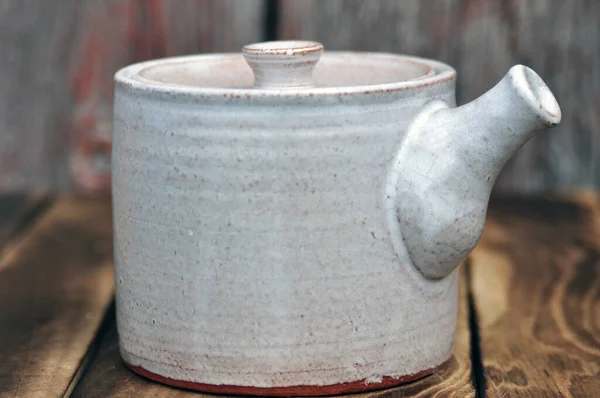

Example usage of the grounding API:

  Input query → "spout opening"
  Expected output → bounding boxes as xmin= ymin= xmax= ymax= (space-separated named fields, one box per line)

xmin=511 ymin=65 xmax=561 ymax=126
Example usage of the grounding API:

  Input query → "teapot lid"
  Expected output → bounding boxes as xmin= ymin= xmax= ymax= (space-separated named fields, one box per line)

xmin=117 ymin=40 xmax=455 ymax=96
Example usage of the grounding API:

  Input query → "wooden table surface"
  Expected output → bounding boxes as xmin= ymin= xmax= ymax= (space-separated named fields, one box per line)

xmin=0 ymin=194 xmax=599 ymax=397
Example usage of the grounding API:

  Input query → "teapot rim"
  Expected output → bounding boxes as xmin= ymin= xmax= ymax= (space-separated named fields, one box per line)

xmin=115 ymin=52 xmax=456 ymax=101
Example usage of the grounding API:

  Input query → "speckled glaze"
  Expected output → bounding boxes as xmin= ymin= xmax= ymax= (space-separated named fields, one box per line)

xmin=112 ymin=41 xmax=560 ymax=395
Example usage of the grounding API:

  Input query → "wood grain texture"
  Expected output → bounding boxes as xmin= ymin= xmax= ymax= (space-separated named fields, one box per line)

xmin=0 ymin=197 xmax=114 ymax=397
xmin=72 ymin=270 xmax=473 ymax=397
xmin=0 ymin=0 xmax=265 ymax=193
xmin=277 ymin=0 xmax=600 ymax=193
xmin=470 ymin=194 xmax=600 ymax=397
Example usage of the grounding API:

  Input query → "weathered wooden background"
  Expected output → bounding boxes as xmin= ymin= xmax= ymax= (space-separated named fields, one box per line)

xmin=0 ymin=0 xmax=598 ymax=193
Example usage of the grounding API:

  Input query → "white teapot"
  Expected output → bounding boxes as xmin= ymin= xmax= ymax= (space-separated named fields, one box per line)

xmin=112 ymin=41 xmax=560 ymax=395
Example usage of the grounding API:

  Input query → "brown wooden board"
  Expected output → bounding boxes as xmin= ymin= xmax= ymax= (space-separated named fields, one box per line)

xmin=277 ymin=0 xmax=600 ymax=193
xmin=470 ymin=195 xmax=600 ymax=397
xmin=0 ymin=0 xmax=265 ymax=193
xmin=0 ymin=196 xmax=114 ymax=397
xmin=72 ymin=268 xmax=473 ymax=397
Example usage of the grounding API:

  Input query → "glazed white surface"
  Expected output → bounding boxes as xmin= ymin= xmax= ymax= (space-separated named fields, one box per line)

xmin=113 ymin=79 xmax=458 ymax=387
xmin=391 ymin=65 xmax=561 ymax=279
xmin=112 ymin=49 xmax=560 ymax=388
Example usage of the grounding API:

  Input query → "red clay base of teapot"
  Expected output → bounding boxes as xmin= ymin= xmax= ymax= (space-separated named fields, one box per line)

xmin=124 ymin=360 xmax=435 ymax=396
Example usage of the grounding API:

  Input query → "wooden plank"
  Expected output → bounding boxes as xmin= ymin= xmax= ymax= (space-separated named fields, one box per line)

xmin=0 ymin=196 xmax=114 ymax=397
xmin=72 ymin=270 xmax=473 ymax=397
xmin=0 ymin=0 xmax=265 ymax=193
xmin=277 ymin=0 xmax=600 ymax=193
xmin=470 ymin=194 xmax=600 ymax=397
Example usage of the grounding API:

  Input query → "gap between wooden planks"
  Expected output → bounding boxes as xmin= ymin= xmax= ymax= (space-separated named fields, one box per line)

xmin=0 ymin=194 xmax=50 ymax=253
xmin=0 ymin=195 xmax=114 ymax=398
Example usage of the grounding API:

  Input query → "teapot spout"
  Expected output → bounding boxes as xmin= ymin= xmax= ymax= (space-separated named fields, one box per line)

xmin=391 ymin=65 xmax=561 ymax=279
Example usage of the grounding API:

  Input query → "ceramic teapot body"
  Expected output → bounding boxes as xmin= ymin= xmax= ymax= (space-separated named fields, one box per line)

xmin=112 ymin=41 xmax=560 ymax=395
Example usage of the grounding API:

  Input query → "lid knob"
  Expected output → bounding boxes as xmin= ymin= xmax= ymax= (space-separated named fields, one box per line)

xmin=242 ymin=40 xmax=324 ymax=89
